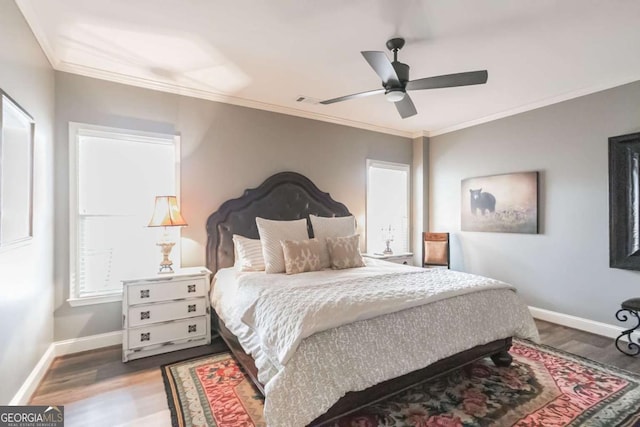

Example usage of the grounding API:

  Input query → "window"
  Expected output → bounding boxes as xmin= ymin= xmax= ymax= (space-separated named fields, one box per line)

xmin=366 ymin=160 xmax=410 ymax=254
xmin=69 ymin=123 xmax=179 ymax=306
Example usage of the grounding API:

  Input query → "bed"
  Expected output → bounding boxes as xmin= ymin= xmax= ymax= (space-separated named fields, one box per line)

xmin=206 ymin=171 xmax=538 ymax=427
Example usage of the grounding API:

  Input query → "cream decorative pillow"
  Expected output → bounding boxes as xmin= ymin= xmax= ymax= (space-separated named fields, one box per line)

xmin=233 ymin=235 xmax=265 ymax=271
xmin=325 ymin=234 xmax=365 ymax=270
xmin=256 ymin=217 xmax=309 ymax=273
xmin=280 ymin=239 xmax=323 ymax=274
xmin=309 ymin=215 xmax=357 ymax=269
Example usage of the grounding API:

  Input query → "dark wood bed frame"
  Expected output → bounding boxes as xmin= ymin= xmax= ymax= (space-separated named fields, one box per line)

xmin=206 ymin=171 xmax=513 ymax=426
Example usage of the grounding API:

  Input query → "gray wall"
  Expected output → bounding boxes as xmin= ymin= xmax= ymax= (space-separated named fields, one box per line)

xmin=430 ymin=81 xmax=640 ymax=326
xmin=54 ymin=72 xmax=412 ymax=341
xmin=0 ymin=1 xmax=55 ymax=404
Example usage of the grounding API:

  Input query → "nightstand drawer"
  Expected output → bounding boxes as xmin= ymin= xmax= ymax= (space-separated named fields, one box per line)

xmin=128 ymin=316 xmax=207 ymax=349
xmin=362 ymin=253 xmax=413 ymax=266
xmin=386 ymin=256 xmax=413 ymax=266
xmin=127 ymin=298 xmax=207 ymax=327
xmin=127 ymin=277 xmax=207 ymax=305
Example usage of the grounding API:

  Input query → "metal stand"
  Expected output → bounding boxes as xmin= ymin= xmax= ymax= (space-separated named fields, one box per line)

xmin=615 ymin=308 xmax=640 ymax=356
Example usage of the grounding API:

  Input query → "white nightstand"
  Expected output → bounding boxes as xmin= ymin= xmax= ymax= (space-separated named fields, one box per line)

xmin=122 ymin=267 xmax=212 ymax=362
xmin=363 ymin=252 xmax=414 ymax=266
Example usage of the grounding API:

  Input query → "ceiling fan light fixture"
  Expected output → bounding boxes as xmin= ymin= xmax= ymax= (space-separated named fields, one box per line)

xmin=385 ymin=89 xmax=406 ymax=103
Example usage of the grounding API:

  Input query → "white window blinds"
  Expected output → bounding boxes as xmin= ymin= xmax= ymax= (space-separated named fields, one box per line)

xmin=366 ymin=160 xmax=410 ymax=254
xmin=70 ymin=124 xmax=178 ymax=302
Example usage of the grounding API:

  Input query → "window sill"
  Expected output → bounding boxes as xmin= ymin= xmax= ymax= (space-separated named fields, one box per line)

xmin=67 ymin=292 xmax=123 ymax=307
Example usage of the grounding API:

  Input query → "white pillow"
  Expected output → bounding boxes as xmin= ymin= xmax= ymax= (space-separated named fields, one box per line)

xmin=233 ymin=235 xmax=265 ymax=271
xmin=256 ymin=218 xmax=309 ymax=273
xmin=309 ymin=215 xmax=357 ymax=268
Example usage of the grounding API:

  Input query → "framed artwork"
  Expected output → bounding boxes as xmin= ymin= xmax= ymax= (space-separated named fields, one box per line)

xmin=609 ymin=132 xmax=640 ymax=271
xmin=461 ymin=171 xmax=538 ymax=234
xmin=0 ymin=90 xmax=35 ymax=247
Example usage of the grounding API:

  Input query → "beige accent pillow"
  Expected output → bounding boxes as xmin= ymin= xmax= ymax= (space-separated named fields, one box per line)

xmin=309 ymin=215 xmax=357 ymax=269
xmin=280 ymin=239 xmax=323 ymax=275
xmin=325 ymin=234 xmax=365 ymax=270
xmin=256 ymin=217 xmax=309 ymax=273
xmin=233 ymin=235 xmax=265 ymax=271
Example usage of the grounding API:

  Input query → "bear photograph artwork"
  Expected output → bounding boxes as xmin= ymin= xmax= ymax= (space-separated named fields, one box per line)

xmin=461 ymin=171 xmax=538 ymax=234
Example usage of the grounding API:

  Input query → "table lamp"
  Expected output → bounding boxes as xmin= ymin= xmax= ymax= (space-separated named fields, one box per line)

xmin=148 ymin=196 xmax=188 ymax=273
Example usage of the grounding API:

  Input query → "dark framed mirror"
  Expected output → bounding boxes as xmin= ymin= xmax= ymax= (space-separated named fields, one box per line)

xmin=609 ymin=131 xmax=640 ymax=270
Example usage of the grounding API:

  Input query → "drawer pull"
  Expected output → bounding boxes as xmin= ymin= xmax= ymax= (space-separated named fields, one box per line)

xmin=140 ymin=311 xmax=150 ymax=320
xmin=187 ymin=284 xmax=196 ymax=293
xmin=188 ymin=324 xmax=197 ymax=333
xmin=141 ymin=332 xmax=150 ymax=342
xmin=140 ymin=289 xmax=150 ymax=299
xmin=188 ymin=304 xmax=196 ymax=313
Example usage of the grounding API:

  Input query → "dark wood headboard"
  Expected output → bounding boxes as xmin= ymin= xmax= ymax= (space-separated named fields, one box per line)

xmin=206 ymin=171 xmax=352 ymax=273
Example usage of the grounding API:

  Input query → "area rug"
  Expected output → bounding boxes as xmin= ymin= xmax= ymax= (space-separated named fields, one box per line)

xmin=162 ymin=339 xmax=640 ymax=427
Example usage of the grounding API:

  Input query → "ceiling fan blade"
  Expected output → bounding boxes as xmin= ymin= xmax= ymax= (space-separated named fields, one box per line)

xmin=361 ymin=51 xmax=400 ymax=86
xmin=395 ymin=94 xmax=417 ymax=119
xmin=319 ymin=88 xmax=384 ymax=105
xmin=406 ymin=70 xmax=488 ymax=91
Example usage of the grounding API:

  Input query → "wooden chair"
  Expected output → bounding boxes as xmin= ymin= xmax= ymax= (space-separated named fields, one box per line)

xmin=422 ymin=232 xmax=450 ymax=269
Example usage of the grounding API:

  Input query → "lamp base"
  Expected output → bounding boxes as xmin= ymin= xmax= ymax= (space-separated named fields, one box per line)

xmin=383 ymin=239 xmax=393 ymax=255
xmin=157 ymin=241 xmax=176 ymax=274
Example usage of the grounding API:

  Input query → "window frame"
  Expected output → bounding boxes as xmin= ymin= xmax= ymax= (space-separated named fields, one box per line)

xmin=365 ymin=159 xmax=411 ymax=254
xmin=68 ymin=122 xmax=180 ymax=307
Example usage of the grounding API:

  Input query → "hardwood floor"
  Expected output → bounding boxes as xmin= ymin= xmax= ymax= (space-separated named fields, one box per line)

xmin=31 ymin=340 xmax=228 ymax=427
xmin=30 ymin=320 xmax=640 ymax=426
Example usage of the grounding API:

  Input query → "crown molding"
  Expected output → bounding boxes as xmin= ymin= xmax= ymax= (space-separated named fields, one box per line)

xmin=410 ymin=130 xmax=430 ymax=139
xmin=15 ymin=0 xmax=58 ymax=68
xmin=428 ymin=75 xmax=640 ymax=137
xmin=60 ymin=60 xmax=415 ymax=138
xmin=16 ymin=0 xmax=640 ymax=141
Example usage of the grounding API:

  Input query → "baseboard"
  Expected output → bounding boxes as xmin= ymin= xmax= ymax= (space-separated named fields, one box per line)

xmin=529 ymin=306 xmax=629 ymax=342
xmin=54 ymin=330 xmax=122 ymax=356
xmin=10 ymin=309 xmax=629 ymax=405
xmin=8 ymin=344 xmax=56 ymax=406
xmin=10 ymin=330 xmax=123 ymax=405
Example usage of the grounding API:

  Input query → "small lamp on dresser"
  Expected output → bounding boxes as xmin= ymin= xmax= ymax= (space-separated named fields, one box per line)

xmin=148 ymin=195 xmax=188 ymax=273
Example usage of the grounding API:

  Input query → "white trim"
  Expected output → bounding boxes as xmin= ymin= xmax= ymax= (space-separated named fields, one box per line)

xmin=428 ymin=75 xmax=640 ymax=137
xmin=14 ymin=0 xmax=59 ymax=68
xmin=529 ymin=306 xmax=630 ymax=342
xmin=366 ymin=159 xmax=411 ymax=254
xmin=15 ymin=0 xmax=640 ymax=141
xmin=55 ymin=330 xmax=123 ymax=357
xmin=67 ymin=293 xmax=122 ymax=307
xmin=57 ymin=63 xmax=640 ymax=140
xmin=68 ymin=123 xmax=181 ymax=304
xmin=8 ymin=306 xmax=633 ymax=404
xmin=8 ymin=344 xmax=56 ymax=405
xmin=59 ymin=61 xmax=414 ymax=139
xmin=9 ymin=331 xmax=123 ymax=405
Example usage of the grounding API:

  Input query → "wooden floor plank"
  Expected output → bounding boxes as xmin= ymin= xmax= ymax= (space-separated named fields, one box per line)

xmin=29 ymin=320 xmax=640 ymax=426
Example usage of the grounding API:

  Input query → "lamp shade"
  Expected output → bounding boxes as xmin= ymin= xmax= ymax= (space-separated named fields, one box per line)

xmin=148 ymin=196 xmax=188 ymax=227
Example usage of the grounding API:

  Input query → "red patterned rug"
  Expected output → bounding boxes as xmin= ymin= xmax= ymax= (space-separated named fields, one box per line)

xmin=162 ymin=339 xmax=640 ymax=426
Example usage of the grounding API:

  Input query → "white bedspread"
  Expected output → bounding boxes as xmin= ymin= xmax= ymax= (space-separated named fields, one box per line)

xmin=211 ymin=260 xmax=539 ymax=427
xmin=241 ymin=268 xmax=513 ymax=367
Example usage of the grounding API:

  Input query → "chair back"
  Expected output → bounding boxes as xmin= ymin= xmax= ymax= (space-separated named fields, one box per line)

xmin=423 ymin=232 xmax=450 ymax=268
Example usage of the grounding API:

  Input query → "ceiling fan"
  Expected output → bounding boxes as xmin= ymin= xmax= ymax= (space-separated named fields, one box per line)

xmin=320 ymin=38 xmax=488 ymax=119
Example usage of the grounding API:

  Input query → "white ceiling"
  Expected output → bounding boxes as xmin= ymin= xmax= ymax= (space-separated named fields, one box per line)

xmin=16 ymin=0 xmax=640 ymax=137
